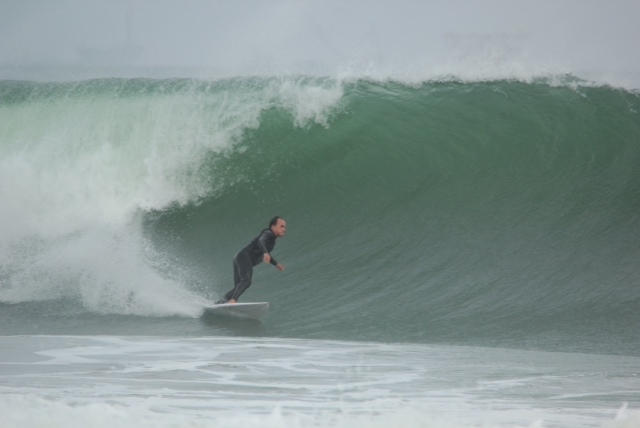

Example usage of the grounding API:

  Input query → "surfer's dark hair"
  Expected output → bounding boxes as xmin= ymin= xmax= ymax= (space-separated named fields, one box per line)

xmin=269 ymin=216 xmax=282 ymax=227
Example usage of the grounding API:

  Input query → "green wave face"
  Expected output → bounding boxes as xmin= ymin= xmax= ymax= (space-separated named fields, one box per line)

xmin=1 ymin=77 xmax=639 ymax=353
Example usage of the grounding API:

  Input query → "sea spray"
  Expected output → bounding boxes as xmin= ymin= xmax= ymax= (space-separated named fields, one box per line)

xmin=0 ymin=77 xmax=344 ymax=316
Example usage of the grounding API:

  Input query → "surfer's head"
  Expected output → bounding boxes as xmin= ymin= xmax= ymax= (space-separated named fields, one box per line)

xmin=269 ymin=216 xmax=286 ymax=237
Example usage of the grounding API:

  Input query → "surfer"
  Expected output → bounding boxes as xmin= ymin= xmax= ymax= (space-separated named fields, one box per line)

xmin=216 ymin=216 xmax=286 ymax=304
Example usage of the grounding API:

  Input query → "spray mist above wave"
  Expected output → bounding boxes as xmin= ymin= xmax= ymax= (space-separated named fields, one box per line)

xmin=0 ymin=77 xmax=344 ymax=313
xmin=0 ymin=77 xmax=343 ymax=231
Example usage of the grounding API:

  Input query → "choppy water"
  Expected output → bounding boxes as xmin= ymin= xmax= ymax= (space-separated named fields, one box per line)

xmin=2 ymin=336 xmax=640 ymax=428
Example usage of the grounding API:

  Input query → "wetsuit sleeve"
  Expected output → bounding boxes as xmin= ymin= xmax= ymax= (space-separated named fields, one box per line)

xmin=257 ymin=230 xmax=279 ymax=266
xmin=257 ymin=231 xmax=271 ymax=254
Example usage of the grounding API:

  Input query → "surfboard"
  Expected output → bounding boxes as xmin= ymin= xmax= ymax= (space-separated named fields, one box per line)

xmin=203 ymin=302 xmax=269 ymax=320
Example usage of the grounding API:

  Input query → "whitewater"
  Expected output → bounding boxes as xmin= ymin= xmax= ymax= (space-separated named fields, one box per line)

xmin=1 ymin=68 xmax=640 ymax=427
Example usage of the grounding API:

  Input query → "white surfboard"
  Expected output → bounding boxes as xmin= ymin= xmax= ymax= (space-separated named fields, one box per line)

xmin=203 ymin=302 xmax=269 ymax=320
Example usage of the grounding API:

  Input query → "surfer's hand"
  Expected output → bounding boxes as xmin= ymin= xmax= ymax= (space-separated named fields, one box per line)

xmin=263 ymin=253 xmax=271 ymax=264
xmin=276 ymin=264 xmax=285 ymax=271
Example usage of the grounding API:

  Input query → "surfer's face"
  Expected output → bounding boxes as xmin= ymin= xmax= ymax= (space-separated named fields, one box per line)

xmin=271 ymin=219 xmax=287 ymax=237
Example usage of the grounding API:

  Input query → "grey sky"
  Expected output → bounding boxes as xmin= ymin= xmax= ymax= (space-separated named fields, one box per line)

xmin=1 ymin=0 xmax=639 ymax=82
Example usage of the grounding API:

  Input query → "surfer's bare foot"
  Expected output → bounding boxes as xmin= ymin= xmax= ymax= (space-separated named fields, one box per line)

xmin=228 ymin=299 xmax=237 ymax=304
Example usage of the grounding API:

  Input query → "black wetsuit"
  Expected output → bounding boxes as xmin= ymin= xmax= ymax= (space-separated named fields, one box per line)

xmin=223 ymin=229 xmax=279 ymax=302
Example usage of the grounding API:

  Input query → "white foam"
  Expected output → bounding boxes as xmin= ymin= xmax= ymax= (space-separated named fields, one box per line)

xmin=0 ymin=77 xmax=344 ymax=314
xmin=1 ymin=336 xmax=638 ymax=428
xmin=5 ymin=392 xmax=618 ymax=428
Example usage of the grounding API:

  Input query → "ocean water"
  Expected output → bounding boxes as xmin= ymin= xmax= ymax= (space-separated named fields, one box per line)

xmin=1 ymin=73 xmax=639 ymax=427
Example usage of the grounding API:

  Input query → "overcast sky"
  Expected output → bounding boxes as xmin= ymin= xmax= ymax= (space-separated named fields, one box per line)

xmin=1 ymin=0 xmax=639 ymax=81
